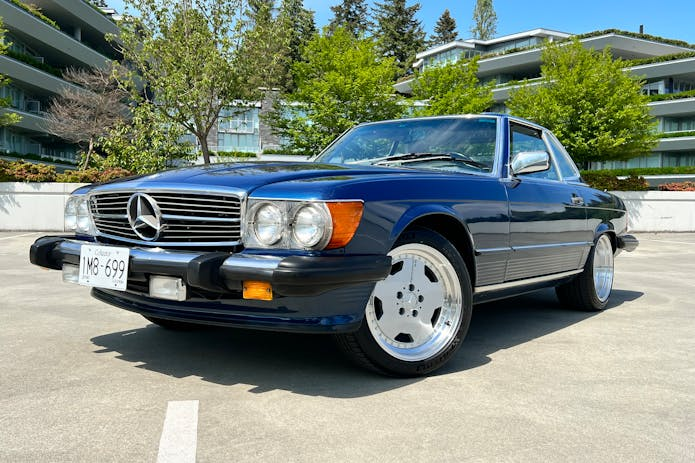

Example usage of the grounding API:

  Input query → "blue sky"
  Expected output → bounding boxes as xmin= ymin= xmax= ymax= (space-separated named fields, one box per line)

xmin=107 ymin=0 xmax=695 ymax=44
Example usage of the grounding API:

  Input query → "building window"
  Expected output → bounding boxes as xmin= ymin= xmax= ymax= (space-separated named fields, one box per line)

xmin=662 ymin=117 xmax=695 ymax=133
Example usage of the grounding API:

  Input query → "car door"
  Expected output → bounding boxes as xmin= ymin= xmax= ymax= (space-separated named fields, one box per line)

xmin=503 ymin=122 xmax=589 ymax=282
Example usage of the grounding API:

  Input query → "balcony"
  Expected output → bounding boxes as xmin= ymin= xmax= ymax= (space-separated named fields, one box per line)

xmin=0 ymin=0 xmax=114 ymax=70
xmin=0 ymin=107 xmax=49 ymax=134
xmin=656 ymin=135 xmax=695 ymax=152
xmin=648 ymin=97 xmax=695 ymax=117
xmin=0 ymin=54 xmax=82 ymax=97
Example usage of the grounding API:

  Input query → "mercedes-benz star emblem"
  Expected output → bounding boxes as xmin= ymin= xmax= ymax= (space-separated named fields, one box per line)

xmin=127 ymin=193 xmax=162 ymax=241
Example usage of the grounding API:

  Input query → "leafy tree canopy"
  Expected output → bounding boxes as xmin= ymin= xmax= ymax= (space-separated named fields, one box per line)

xmin=372 ymin=0 xmax=425 ymax=76
xmin=429 ymin=9 xmax=457 ymax=46
xmin=115 ymin=0 xmax=247 ymax=164
xmin=471 ymin=0 xmax=497 ymax=40
xmin=329 ymin=0 xmax=369 ymax=38
xmin=237 ymin=0 xmax=292 ymax=93
xmin=412 ymin=56 xmax=493 ymax=116
xmin=269 ymin=27 xmax=406 ymax=155
xmin=99 ymin=102 xmax=194 ymax=174
xmin=507 ymin=39 xmax=658 ymax=166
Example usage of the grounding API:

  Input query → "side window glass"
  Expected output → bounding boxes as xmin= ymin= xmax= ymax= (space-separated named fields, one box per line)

xmin=510 ymin=124 xmax=559 ymax=181
xmin=546 ymin=134 xmax=581 ymax=180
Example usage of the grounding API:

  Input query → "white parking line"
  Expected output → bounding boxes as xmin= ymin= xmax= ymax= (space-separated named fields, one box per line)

xmin=157 ymin=400 xmax=199 ymax=463
xmin=0 ymin=232 xmax=40 ymax=240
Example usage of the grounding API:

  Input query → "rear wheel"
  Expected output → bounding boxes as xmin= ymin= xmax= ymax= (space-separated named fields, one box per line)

xmin=335 ymin=228 xmax=472 ymax=376
xmin=556 ymin=234 xmax=614 ymax=311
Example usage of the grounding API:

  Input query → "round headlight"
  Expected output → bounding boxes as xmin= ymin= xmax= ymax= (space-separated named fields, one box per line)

xmin=65 ymin=198 xmax=77 ymax=231
xmin=253 ymin=203 xmax=284 ymax=245
xmin=292 ymin=204 xmax=326 ymax=248
xmin=76 ymin=199 xmax=92 ymax=233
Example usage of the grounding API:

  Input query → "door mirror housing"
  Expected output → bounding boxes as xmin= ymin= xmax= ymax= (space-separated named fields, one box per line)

xmin=511 ymin=151 xmax=550 ymax=175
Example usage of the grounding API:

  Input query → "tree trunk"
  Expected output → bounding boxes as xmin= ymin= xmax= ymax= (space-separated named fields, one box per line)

xmin=199 ymin=134 xmax=211 ymax=164
xmin=82 ymin=138 xmax=94 ymax=170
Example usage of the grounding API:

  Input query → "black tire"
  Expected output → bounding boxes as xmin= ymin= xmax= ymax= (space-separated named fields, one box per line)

xmin=335 ymin=228 xmax=473 ymax=377
xmin=555 ymin=234 xmax=615 ymax=311
xmin=143 ymin=315 xmax=202 ymax=331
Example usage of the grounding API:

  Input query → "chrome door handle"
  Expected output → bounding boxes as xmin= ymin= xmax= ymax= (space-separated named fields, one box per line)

xmin=571 ymin=195 xmax=584 ymax=206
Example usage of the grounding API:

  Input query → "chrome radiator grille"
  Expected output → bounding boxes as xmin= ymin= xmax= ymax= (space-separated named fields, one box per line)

xmin=89 ymin=191 xmax=242 ymax=246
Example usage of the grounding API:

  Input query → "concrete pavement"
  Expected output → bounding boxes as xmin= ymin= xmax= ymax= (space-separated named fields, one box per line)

xmin=1 ymin=232 xmax=693 ymax=462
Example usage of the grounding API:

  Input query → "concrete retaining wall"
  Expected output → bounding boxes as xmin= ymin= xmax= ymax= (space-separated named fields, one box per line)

xmin=1 ymin=183 xmax=694 ymax=232
xmin=0 ymin=183 xmax=86 ymax=231
xmin=613 ymin=191 xmax=695 ymax=232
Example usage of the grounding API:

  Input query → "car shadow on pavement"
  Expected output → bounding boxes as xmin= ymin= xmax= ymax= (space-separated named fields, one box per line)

xmin=90 ymin=288 xmax=643 ymax=397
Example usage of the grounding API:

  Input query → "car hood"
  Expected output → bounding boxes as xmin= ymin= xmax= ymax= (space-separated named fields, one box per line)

xmin=83 ymin=162 xmax=412 ymax=195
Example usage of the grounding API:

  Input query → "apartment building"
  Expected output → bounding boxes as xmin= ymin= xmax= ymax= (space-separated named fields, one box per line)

xmin=0 ymin=0 xmax=119 ymax=163
xmin=394 ymin=28 xmax=695 ymax=169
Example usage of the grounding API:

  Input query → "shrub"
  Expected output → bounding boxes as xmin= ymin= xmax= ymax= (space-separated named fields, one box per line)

xmin=581 ymin=167 xmax=695 ymax=176
xmin=56 ymin=167 xmax=134 ymax=183
xmin=658 ymin=181 xmax=695 ymax=191
xmin=0 ymin=160 xmax=57 ymax=182
xmin=581 ymin=171 xmax=649 ymax=191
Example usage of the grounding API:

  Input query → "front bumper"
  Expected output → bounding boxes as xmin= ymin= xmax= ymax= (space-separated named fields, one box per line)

xmin=30 ymin=236 xmax=391 ymax=332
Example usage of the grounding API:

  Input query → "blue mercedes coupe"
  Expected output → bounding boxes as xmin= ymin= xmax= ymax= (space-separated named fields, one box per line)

xmin=30 ymin=114 xmax=638 ymax=376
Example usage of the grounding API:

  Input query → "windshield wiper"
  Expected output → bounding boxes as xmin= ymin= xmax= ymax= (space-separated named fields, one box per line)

xmin=371 ymin=152 xmax=489 ymax=170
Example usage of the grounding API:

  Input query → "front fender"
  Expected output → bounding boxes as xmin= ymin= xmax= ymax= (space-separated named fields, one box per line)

xmin=389 ymin=204 xmax=473 ymax=249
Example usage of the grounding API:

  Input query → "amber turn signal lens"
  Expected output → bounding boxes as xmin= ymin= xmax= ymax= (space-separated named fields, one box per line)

xmin=326 ymin=202 xmax=363 ymax=249
xmin=243 ymin=281 xmax=273 ymax=301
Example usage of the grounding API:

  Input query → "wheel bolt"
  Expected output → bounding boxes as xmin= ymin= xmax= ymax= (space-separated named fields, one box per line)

xmin=409 ymin=284 xmax=415 ymax=291
xmin=399 ymin=308 xmax=405 ymax=315
xmin=397 ymin=292 xmax=403 ymax=299
xmin=412 ymin=310 xmax=418 ymax=317
xmin=418 ymin=295 xmax=424 ymax=302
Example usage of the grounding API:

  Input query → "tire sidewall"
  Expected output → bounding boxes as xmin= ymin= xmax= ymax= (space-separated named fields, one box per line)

xmin=354 ymin=228 xmax=473 ymax=376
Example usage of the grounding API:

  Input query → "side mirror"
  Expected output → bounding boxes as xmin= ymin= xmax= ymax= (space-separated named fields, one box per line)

xmin=511 ymin=150 xmax=550 ymax=175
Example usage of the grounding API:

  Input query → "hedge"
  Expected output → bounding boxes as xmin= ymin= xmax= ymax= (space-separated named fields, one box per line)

xmin=0 ymin=160 xmax=133 ymax=183
xmin=580 ymin=172 xmax=649 ymax=191
xmin=658 ymin=181 xmax=695 ymax=191
xmin=581 ymin=167 xmax=695 ymax=176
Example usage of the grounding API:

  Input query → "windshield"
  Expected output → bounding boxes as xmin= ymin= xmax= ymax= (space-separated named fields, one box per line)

xmin=315 ymin=116 xmax=498 ymax=174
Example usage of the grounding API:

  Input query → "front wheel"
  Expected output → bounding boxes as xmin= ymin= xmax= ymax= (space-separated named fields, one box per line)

xmin=556 ymin=233 xmax=615 ymax=311
xmin=335 ymin=228 xmax=472 ymax=377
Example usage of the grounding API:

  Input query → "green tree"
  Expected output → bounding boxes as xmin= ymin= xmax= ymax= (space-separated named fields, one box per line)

xmin=507 ymin=39 xmax=658 ymax=167
xmin=0 ymin=18 xmax=21 ymax=127
xmin=372 ymin=0 xmax=425 ymax=76
xmin=115 ymin=0 xmax=246 ymax=164
xmin=99 ymin=101 xmax=194 ymax=174
xmin=329 ymin=0 xmax=369 ymax=38
xmin=237 ymin=0 xmax=292 ymax=92
xmin=429 ymin=9 xmax=457 ymax=46
xmin=412 ymin=56 xmax=493 ymax=116
xmin=471 ymin=0 xmax=497 ymax=40
xmin=269 ymin=28 xmax=405 ymax=155
xmin=279 ymin=0 xmax=316 ymax=65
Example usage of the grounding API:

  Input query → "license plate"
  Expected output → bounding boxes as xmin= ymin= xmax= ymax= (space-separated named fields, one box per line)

xmin=78 ymin=244 xmax=130 ymax=291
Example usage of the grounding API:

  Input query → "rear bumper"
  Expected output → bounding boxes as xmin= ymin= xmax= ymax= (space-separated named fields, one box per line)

xmin=29 ymin=236 xmax=391 ymax=332
xmin=617 ymin=234 xmax=639 ymax=253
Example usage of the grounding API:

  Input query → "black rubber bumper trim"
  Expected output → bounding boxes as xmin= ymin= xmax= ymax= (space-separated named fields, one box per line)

xmin=219 ymin=254 xmax=392 ymax=296
xmin=617 ymin=234 xmax=639 ymax=252
xmin=30 ymin=236 xmax=392 ymax=297
xmin=29 ymin=235 xmax=71 ymax=270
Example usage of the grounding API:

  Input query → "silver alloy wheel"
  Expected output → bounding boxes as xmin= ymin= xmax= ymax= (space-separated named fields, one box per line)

xmin=365 ymin=243 xmax=463 ymax=362
xmin=593 ymin=235 xmax=615 ymax=303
